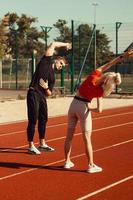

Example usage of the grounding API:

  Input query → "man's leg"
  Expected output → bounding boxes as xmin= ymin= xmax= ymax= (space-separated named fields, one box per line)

xmin=27 ymin=90 xmax=40 ymax=154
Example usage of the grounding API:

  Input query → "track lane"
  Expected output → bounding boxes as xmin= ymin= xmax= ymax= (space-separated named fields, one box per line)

xmin=0 ymin=106 xmax=133 ymax=199
xmin=0 ymin=109 xmax=133 ymax=178
xmin=0 ymin=140 xmax=132 ymax=200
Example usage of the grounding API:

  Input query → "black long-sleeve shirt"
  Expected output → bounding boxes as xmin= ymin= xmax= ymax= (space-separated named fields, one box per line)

xmin=29 ymin=55 xmax=55 ymax=96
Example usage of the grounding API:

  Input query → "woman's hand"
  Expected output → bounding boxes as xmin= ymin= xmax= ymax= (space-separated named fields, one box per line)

xmin=87 ymin=98 xmax=103 ymax=113
xmin=123 ymin=49 xmax=133 ymax=57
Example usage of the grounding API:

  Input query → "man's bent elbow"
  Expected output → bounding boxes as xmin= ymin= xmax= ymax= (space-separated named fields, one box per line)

xmin=45 ymin=90 xmax=52 ymax=96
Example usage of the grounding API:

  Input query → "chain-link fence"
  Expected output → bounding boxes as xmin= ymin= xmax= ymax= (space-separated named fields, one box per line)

xmin=0 ymin=21 xmax=133 ymax=95
xmin=0 ymin=58 xmax=32 ymax=89
xmin=72 ymin=20 xmax=133 ymax=94
xmin=0 ymin=57 xmax=70 ymax=97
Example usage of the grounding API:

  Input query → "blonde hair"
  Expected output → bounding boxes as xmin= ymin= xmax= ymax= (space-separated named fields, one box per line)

xmin=102 ymin=72 xmax=121 ymax=97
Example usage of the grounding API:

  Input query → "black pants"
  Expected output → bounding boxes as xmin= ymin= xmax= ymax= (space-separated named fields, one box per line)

xmin=27 ymin=89 xmax=48 ymax=142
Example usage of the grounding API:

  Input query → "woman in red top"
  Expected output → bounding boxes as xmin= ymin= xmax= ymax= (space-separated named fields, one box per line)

xmin=64 ymin=50 xmax=133 ymax=173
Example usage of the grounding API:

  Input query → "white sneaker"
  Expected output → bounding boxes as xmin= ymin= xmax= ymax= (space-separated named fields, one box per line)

xmin=28 ymin=146 xmax=41 ymax=155
xmin=87 ymin=164 xmax=102 ymax=173
xmin=38 ymin=144 xmax=55 ymax=152
xmin=64 ymin=161 xmax=74 ymax=169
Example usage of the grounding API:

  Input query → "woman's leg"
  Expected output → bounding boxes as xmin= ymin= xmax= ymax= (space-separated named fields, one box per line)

xmin=64 ymin=127 xmax=75 ymax=162
xmin=79 ymin=107 xmax=93 ymax=165
xmin=82 ymin=130 xmax=93 ymax=165
xmin=81 ymin=111 xmax=102 ymax=172
xmin=64 ymin=101 xmax=78 ymax=163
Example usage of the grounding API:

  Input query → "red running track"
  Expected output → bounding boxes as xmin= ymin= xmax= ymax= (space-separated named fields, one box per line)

xmin=0 ymin=106 xmax=133 ymax=200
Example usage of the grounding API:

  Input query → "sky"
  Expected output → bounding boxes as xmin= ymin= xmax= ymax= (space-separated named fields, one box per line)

xmin=0 ymin=0 xmax=133 ymax=52
xmin=0 ymin=0 xmax=133 ymax=27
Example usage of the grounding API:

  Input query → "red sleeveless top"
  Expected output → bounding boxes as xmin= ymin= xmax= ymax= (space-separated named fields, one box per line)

xmin=78 ymin=69 xmax=103 ymax=102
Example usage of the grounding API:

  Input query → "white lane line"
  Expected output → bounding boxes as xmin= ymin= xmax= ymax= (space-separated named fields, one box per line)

xmin=0 ymin=130 xmax=25 ymax=136
xmin=93 ymin=111 xmax=133 ymax=120
xmin=1 ymin=110 xmax=133 ymax=126
xmin=1 ymin=111 xmax=133 ymax=136
xmin=93 ymin=121 xmax=133 ymax=132
xmin=0 ymin=112 xmax=133 ymax=137
xmin=0 ymin=123 xmax=66 ymax=137
xmin=0 ymin=138 xmax=132 ymax=181
xmin=76 ymin=175 xmax=133 ymax=200
xmin=0 ymin=114 xmax=67 ymax=126
xmin=0 ymin=121 xmax=133 ymax=152
xmin=0 ymin=158 xmax=65 ymax=181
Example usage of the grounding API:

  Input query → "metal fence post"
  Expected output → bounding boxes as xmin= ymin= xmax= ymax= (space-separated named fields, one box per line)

xmin=15 ymin=30 xmax=18 ymax=90
xmin=31 ymin=50 xmax=36 ymax=77
xmin=115 ymin=22 xmax=122 ymax=93
xmin=60 ymin=68 xmax=64 ymax=88
xmin=10 ymin=22 xmax=19 ymax=90
xmin=70 ymin=20 xmax=74 ymax=94
xmin=0 ymin=59 xmax=2 ymax=88
xmin=40 ymin=26 xmax=52 ymax=50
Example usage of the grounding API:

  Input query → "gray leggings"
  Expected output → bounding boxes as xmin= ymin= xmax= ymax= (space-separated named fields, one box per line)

xmin=67 ymin=98 xmax=92 ymax=133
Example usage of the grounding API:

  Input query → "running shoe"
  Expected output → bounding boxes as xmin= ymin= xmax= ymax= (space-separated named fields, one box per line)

xmin=38 ymin=144 xmax=55 ymax=152
xmin=64 ymin=161 xmax=74 ymax=169
xmin=28 ymin=146 xmax=41 ymax=155
xmin=87 ymin=164 xmax=102 ymax=173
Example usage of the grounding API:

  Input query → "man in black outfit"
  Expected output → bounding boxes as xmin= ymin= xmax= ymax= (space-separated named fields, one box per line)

xmin=27 ymin=41 xmax=71 ymax=154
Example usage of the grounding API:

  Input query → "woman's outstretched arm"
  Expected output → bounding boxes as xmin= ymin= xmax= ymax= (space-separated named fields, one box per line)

xmin=97 ymin=49 xmax=133 ymax=73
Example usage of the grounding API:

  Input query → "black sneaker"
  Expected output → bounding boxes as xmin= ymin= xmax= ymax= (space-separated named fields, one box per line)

xmin=38 ymin=144 xmax=55 ymax=152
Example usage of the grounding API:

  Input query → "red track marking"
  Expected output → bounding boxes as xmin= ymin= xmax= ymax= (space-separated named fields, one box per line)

xmin=0 ymin=106 xmax=133 ymax=200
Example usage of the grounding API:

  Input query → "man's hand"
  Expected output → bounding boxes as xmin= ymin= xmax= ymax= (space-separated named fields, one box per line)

xmin=39 ymin=78 xmax=48 ymax=89
xmin=66 ymin=43 xmax=72 ymax=50
xmin=45 ymin=42 xmax=71 ymax=56
xmin=39 ymin=78 xmax=52 ymax=96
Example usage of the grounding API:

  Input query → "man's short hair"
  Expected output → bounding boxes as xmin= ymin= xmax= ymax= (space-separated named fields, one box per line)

xmin=55 ymin=56 xmax=69 ymax=65
xmin=54 ymin=46 xmax=71 ymax=65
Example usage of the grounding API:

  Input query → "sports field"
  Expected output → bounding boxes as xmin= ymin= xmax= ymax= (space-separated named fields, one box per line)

xmin=0 ymin=105 xmax=133 ymax=199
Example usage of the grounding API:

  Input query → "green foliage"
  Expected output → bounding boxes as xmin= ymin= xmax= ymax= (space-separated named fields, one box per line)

xmin=0 ymin=12 xmax=46 ymax=59
xmin=1 ymin=13 xmax=113 ymax=72
xmin=53 ymin=20 xmax=113 ymax=75
xmin=53 ymin=19 xmax=71 ymax=42
xmin=0 ymin=16 xmax=9 ymax=58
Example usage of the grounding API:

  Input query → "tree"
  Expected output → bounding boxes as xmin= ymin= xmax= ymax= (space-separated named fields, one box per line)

xmin=53 ymin=19 xmax=71 ymax=42
xmin=0 ymin=14 xmax=10 ymax=58
xmin=53 ymin=20 xmax=113 ymax=75
xmin=1 ymin=12 xmax=46 ymax=59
